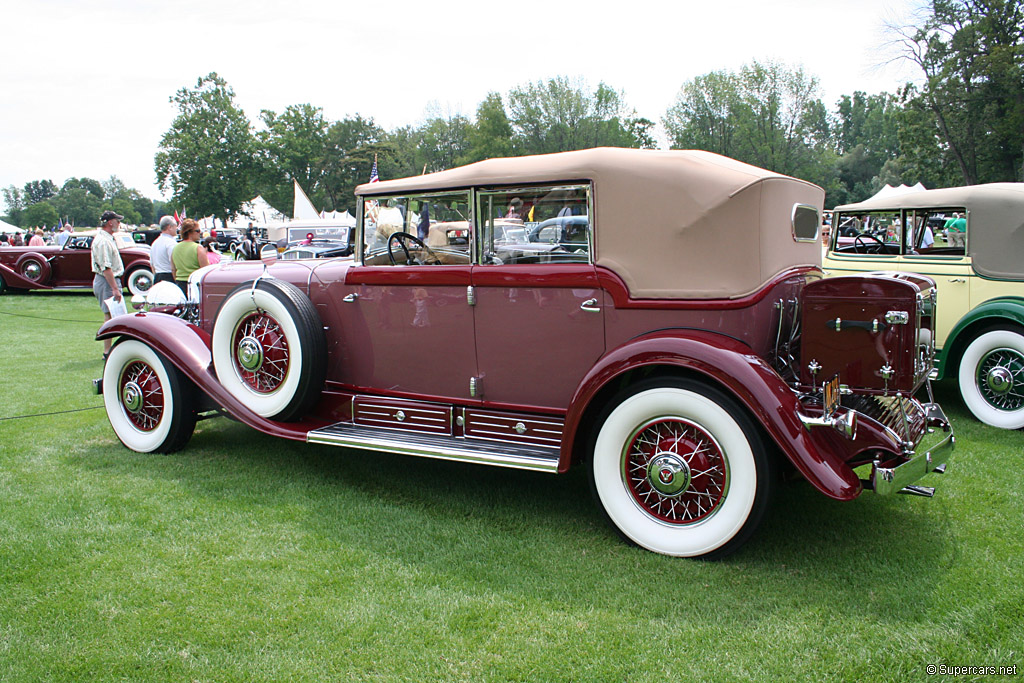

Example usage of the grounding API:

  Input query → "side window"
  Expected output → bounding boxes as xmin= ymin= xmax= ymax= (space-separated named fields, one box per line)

xmin=477 ymin=184 xmax=591 ymax=265
xmin=916 ymin=208 xmax=966 ymax=256
xmin=361 ymin=191 xmax=471 ymax=266
xmin=831 ymin=210 xmax=901 ymax=254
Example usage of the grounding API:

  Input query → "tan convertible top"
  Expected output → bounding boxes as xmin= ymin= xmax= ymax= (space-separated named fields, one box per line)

xmin=835 ymin=183 xmax=1024 ymax=281
xmin=357 ymin=148 xmax=824 ymax=299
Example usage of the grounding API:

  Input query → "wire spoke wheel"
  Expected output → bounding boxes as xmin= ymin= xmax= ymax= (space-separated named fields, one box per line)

xmin=233 ymin=311 xmax=290 ymax=393
xmin=624 ymin=418 xmax=728 ymax=525
xmin=119 ymin=359 xmax=165 ymax=431
xmin=975 ymin=347 xmax=1024 ymax=412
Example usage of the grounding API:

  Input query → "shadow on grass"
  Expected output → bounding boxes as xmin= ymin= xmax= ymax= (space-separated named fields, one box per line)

xmin=73 ymin=412 xmax=953 ymax=627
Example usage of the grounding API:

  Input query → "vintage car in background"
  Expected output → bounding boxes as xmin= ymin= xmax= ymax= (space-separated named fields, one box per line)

xmin=95 ymin=148 xmax=954 ymax=558
xmin=824 ymin=184 xmax=1024 ymax=429
xmin=0 ymin=230 xmax=154 ymax=296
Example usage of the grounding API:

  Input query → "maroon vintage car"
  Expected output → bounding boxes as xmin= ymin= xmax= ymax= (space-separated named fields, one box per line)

xmin=95 ymin=148 xmax=954 ymax=558
xmin=0 ymin=230 xmax=154 ymax=296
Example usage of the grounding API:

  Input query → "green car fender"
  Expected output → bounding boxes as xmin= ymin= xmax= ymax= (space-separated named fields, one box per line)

xmin=936 ymin=296 xmax=1024 ymax=379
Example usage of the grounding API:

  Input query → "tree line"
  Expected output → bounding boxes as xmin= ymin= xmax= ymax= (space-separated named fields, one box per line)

xmin=5 ymin=0 xmax=1020 ymax=228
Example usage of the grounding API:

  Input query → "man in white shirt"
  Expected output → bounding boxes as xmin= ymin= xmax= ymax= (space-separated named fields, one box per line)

xmin=56 ymin=223 xmax=74 ymax=247
xmin=150 ymin=215 xmax=178 ymax=283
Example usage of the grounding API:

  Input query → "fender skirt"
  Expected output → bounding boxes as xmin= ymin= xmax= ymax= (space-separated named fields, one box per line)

xmin=97 ymin=312 xmax=324 ymax=441
xmin=564 ymin=330 xmax=863 ymax=501
xmin=0 ymin=261 xmax=54 ymax=290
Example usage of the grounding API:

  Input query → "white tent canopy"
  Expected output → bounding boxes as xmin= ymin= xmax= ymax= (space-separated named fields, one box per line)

xmin=0 ymin=218 xmax=22 ymax=233
xmin=869 ymin=182 xmax=927 ymax=201
xmin=319 ymin=210 xmax=355 ymax=226
xmin=293 ymin=180 xmax=320 ymax=220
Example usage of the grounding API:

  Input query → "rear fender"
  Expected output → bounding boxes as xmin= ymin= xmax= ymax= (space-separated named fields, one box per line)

xmin=96 ymin=312 xmax=315 ymax=441
xmin=563 ymin=330 xmax=863 ymax=501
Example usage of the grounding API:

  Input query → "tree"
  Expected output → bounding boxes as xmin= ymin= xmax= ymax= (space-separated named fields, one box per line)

xmin=258 ymin=103 xmax=332 ymax=215
xmin=889 ymin=0 xmax=1024 ymax=183
xmin=463 ymin=93 xmax=513 ymax=163
xmin=51 ymin=188 xmax=102 ymax=227
xmin=22 ymin=201 xmax=59 ymax=228
xmin=507 ymin=77 xmax=652 ymax=154
xmin=320 ymin=115 xmax=387 ymax=213
xmin=62 ymin=177 xmax=105 ymax=200
xmin=155 ymin=73 xmax=258 ymax=228
xmin=416 ymin=111 xmax=471 ymax=173
xmin=2 ymin=185 xmax=25 ymax=225
xmin=23 ymin=179 xmax=58 ymax=205
xmin=663 ymin=61 xmax=832 ymax=185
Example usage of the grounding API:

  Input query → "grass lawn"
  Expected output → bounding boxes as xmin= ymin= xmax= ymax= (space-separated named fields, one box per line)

xmin=1 ymin=290 xmax=1022 ymax=682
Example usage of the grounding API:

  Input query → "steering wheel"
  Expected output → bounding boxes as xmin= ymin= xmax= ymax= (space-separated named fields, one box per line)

xmin=853 ymin=232 xmax=886 ymax=254
xmin=387 ymin=232 xmax=440 ymax=266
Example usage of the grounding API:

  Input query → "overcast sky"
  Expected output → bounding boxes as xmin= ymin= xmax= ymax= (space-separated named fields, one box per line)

xmin=0 ymin=0 xmax=923 ymax=205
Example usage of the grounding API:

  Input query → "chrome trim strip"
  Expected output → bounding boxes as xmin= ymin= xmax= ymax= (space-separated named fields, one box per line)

xmin=307 ymin=425 xmax=560 ymax=473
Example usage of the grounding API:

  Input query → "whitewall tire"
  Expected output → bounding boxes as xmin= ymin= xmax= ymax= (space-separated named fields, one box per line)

xmin=103 ymin=340 xmax=196 ymax=453
xmin=126 ymin=267 xmax=155 ymax=296
xmin=590 ymin=379 xmax=772 ymax=558
xmin=211 ymin=279 xmax=326 ymax=421
xmin=957 ymin=328 xmax=1024 ymax=429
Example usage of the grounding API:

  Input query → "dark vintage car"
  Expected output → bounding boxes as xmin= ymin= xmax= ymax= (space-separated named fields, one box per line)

xmin=280 ymin=240 xmax=353 ymax=260
xmin=0 ymin=230 xmax=154 ymax=296
xmin=95 ymin=148 xmax=954 ymax=558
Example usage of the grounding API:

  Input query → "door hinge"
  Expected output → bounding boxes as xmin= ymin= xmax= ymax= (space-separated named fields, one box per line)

xmin=467 ymin=285 xmax=476 ymax=307
xmin=469 ymin=376 xmax=481 ymax=397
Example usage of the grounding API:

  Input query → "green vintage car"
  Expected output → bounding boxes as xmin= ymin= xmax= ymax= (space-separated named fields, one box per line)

xmin=823 ymin=183 xmax=1024 ymax=429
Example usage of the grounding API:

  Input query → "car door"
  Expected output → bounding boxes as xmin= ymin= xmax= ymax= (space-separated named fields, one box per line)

xmin=471 ymin=186 xmax=605 ymax=410
xmin=336 ymin=191 xmax=479 ymax=403
xmin=895 ymin=208 xmax=971 ymax=348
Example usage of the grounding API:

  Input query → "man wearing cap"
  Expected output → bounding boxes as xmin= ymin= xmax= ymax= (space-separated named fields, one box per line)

xmin=92 ymin=210 xmax=125 ymax=359
xmin=150 ymin=215 xmax=179 ymax=284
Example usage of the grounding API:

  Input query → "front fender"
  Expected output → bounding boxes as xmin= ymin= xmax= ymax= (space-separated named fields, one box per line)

xmin=97 ymin=312 xmax=317 ymax=441
xmin=937 ymin=296 xmax=1024 ymax=379
xmin=563 ymin=330 xmax=863 ymax=501
xmin=0 ymin=261 xmax=53 ymax=290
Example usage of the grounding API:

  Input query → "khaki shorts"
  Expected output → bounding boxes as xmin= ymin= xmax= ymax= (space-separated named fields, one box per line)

xmin=93 ymin=273 xmax=122 ymax=313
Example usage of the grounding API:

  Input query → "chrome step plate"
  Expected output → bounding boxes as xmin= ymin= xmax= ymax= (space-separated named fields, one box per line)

xmin=307 ymin=423 xmax=561 ymax=473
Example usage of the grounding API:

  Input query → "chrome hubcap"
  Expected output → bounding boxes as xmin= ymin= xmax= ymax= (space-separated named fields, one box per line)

xmin=23 ymin=262 xmax=41 ymax=279
xmin=647 ymin=453 xmax=691 ymax=497
xmin=986 ymin=366 xmax=1013 ymax=395
xmin=122 ymin=381 xmax=143 ymax=413
xmin=237 ymin=336 xmax=264 ymax=372
xmin=977 ymin=347 xmax=1024 ymax=411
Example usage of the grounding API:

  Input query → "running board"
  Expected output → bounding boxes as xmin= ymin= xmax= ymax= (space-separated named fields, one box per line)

xmin=307 ymin=423 xmax=561 ymax=473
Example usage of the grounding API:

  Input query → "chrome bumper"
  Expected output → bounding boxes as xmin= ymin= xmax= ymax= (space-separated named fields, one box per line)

xmin=871 ymin=403 xmax=954 ymax=496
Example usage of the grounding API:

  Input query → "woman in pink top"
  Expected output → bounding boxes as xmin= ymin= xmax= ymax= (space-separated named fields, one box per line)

xmin=28 ymin=229 xmax=46 ymax=247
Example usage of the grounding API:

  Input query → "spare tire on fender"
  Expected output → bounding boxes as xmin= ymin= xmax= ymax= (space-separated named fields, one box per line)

xmin=16 ymin=252 xmax=51 ymax=285
xmin=211 ymin=278 xmax=327 ymax=421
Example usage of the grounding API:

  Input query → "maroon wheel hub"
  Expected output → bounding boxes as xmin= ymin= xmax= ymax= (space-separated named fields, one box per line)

xmin=233 ymin=312 xmax=289 ymax=393
xmin=623 ymin=418 xmax=727 ymax=524
xmin=119 ymin=360 xmax=164 ymax=431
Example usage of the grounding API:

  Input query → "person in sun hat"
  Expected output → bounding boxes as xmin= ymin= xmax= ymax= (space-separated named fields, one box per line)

xmin=92 ymin=210 xmax=125 ymax=360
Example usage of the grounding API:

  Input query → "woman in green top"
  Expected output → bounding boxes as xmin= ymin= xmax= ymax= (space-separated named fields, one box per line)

xmin=171 ymin=218 xmax=210 ymax=293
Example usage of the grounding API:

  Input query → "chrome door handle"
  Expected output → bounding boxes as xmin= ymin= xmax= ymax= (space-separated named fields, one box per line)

xmin=948 ymin=278 xmax=966 ymax=283
xmin=580 ymin=298 xmax=600 ymax=312
xmin=343 ymin=293 xmax=359 ymax=302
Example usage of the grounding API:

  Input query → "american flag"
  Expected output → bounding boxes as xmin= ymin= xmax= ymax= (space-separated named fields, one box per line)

xmin=369 ymin=157 xmax=379 ymax=183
